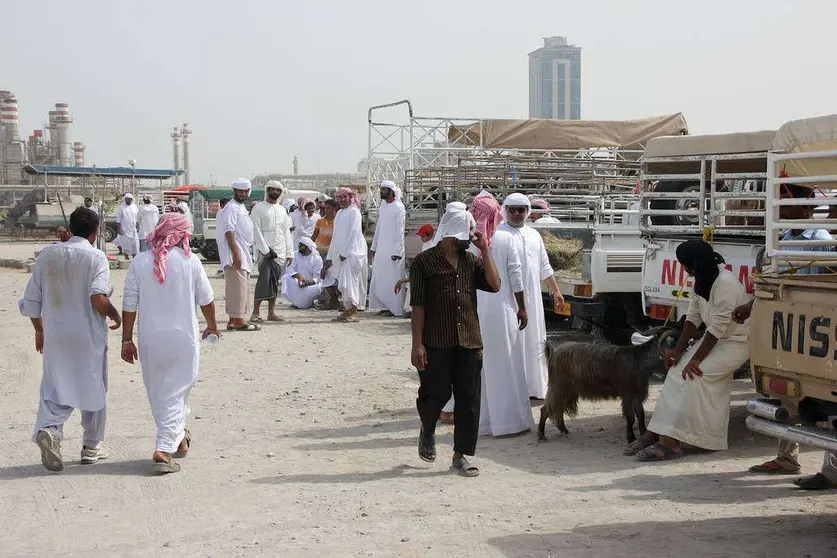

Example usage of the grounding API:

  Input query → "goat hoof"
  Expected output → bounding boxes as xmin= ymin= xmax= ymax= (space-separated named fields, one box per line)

xmin=537 ymin=434 xmax=547 ymax=442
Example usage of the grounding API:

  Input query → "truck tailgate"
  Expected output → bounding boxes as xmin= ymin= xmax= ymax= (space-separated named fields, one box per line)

xmin=750 ymin=275 xmax=837 ymax=403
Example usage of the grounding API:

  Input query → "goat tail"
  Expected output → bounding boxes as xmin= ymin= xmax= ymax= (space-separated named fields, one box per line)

xmin=541 ymin=340 xmax=554 ymax=368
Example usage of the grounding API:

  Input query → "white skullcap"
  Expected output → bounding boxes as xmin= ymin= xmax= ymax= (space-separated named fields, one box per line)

xmin=231 ymin=178 xmax=252 ymax=191
xmin=124 ymin=192 xmax=134 ymax=199
xmin=266 ymin=180 xmax=284 ymax=191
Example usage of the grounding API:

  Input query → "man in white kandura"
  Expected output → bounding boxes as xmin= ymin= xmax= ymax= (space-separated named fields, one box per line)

xmin=116 ymin=192 xmax=140 ymax=260
xmin=471 ymin=191 xmax=532 ymax=436
xmin=250 ymin=180 xmax=294 ymax=323
xmin=137 ymin=195 xmax=160 ymax=252
xmin=176 ymin=197 xmax=194 ymax=231
xmin=323 ymin=187 xmax=368 ymax=323
xmin=369 ymin=180 xmax=407 ymax=317
xmin=20 ymin=207 xmax=121 ymax=472
xmin=217 ymin=178 xmax=258 ymax=331
xmin=121 ymin=212 xmax=218 ymax=474
xmin=291 ymin=197 xmax=318 ymax=246
xmin=282 ymin=237 xmax=324 ymax=309
xmin=500 ymin=193 xmax=565 ymax=399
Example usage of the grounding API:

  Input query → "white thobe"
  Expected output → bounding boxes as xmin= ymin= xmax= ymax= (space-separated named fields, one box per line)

xmin=326 ymin=205 xmax=368 ymax=309
xmin=369 ymin=198 xmax=407 ymax=315
xmin=177 ymin=201 xmax=194 ymax=231
xmin=250 ymin=201 xmax=294 ymax=264
xmin=501 ymin=223 xmax=554 ymax=399
xmin=116 ymin=203 xmax=140 ymax=255
xmin=217 ymin=200 xmax=254 ymax=272
xmin=291 ymin=210 xmax=318 ymax=246
xmin=123 ymin=249 xmax=214 ymax=453
xmin=281 ymin=249 xmax=324 ymax=309
xmin=137 ymin=204 xmax=160 ymax=239
xmin=477 ymin=230 xmax=532 ymax=436
xmin=648 ymin=269 xmax=750 ymax=450
xmin=19 ymin=237 xmax=112 ymax=442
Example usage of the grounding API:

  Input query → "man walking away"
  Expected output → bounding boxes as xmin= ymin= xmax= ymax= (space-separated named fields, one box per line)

xmin=19 ymin=207 xmax=121 ymax=472
xmin=324 ymin=187 xmax=368 ymax=323
xmin=250 ymin=180 xmax=294 ymax=323
xmin=116 ymin=193 xmax=140 ymax=260
xmin=369 ymin=180 xmax=407 ymax=317
xmin=121 ymin=212 xmax=218 ymax=474
xmin=410 ymin=205 xmax=500 ymax=477
xmin=499 ymin=193 xmax=565 ymax=399
xmin=217 ymin=178 xmax=258 ymax=331
xmin=137 ymin=195 xmax=160 ymax=252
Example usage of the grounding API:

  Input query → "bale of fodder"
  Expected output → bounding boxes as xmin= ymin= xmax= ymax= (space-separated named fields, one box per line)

xmin=540 ymin=231 xmax=584 ymax=277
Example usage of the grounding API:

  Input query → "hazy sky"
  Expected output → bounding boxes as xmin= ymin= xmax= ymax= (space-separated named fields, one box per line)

xmin=3 ymin=0 xmax=834 ymax=184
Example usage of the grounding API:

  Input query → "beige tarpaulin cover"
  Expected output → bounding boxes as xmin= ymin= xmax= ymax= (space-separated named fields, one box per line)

xmin=448 ymin=113 xmax=688 ymax=151
xmin=773 ymin=114 xmax=837 ymax=188
xmin=645 ymin=130 xmax=776 ymax=158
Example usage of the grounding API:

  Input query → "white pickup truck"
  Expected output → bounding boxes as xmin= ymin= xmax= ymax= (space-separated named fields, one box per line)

xmin=532 ymin=194 xmax=647 ymax=331
xmin=638 ymin=131 xmax=775 ymax=322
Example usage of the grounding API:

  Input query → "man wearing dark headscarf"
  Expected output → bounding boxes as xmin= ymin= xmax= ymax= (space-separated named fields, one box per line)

xmin=625 ymin=239 xmax=751 ymax=461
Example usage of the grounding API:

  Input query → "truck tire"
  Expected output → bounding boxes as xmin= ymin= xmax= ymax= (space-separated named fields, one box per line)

xmin=105 ymin=224 xmax=117 ymax=243
xmin=649 ymin=181 xmax=702 ymax=227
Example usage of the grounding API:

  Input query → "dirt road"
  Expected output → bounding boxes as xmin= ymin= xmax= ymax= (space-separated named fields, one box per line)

xmin=0 ymin=255 xmax=835 ymax=557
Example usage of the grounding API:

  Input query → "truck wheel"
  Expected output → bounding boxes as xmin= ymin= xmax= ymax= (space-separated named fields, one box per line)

xmin=650 ymin=181 xmax=718 ymax=227
xmin=105 ymin=225 xmax=116 ymax=243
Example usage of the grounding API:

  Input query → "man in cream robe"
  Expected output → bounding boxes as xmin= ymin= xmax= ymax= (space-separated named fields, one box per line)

xmin=369 ymin=180 xmax=407 ymax=317
xmin=500 ymin=193 xmax=564 ymax=399
xmin=324 ymin=187 xmax=368 ymax=322
xmin=19 ymin=207 xmax=121 ymax=472
xmin=250 ymin=180 xmax=294 ymax=322
xmin=116 ymin=193 xmax=140 ymax=259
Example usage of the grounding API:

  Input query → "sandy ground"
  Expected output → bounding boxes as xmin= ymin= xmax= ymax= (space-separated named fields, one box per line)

xmin=1 ymin=243 xmax=836 ymax=557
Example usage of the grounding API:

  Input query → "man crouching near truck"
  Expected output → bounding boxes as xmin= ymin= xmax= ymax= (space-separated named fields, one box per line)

xmin=737 ymin=182 xmax=837 ymax=490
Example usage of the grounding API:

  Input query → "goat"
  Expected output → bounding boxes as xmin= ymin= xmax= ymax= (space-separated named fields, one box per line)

xmin=537 ymin=329 xmax=678 ymax=444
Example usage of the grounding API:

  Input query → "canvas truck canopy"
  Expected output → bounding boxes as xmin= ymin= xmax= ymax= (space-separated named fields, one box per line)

xmin=644 ymin=130 xmax=777 ymax=159
xmin=448 ymin=113 xmax=688 ymax=151
xmin=773 ymin=114 xmax=837 ymax=188
xmin=644 ymin=130 xmax=776 ymax=176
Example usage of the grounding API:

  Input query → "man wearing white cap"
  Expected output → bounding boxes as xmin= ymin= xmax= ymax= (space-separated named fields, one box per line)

xmin=217 ymin=178 xmax=258 ymax=331
xmin=409 ymin=205 xmax=501 ymax=477
xmin=115 ymin=193 xmax=140 ymax=260
xmin=250 ymin=180 xmax=294 ymax=322
xmin=369 ymin=180 xmax=407 ymax=317
xmin=499 ymin=193 xmax=565 ymax=399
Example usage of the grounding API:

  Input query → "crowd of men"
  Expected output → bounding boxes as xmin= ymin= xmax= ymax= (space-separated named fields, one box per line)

xmin=21 ymin=177 xmax=837 ymax=489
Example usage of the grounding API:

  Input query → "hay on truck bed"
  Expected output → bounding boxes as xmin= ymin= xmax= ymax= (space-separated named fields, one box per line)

xmin=540 ymin=231 xmax=584 ymax=278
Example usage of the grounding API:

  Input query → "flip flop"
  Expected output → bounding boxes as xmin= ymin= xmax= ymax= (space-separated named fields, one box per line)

xmin=623 ymin=437 xmax=656 ymax=456
xmin=452 ymin=457 xmax=479 ymax=477
xmin=226 ymin=323 xmax=260 ymax=332
xmin=793 ymin=473 xmax=837 ymax=490
xmin=249 ymin=315 xmax=264 ymax=323
xmin=636 ymin=442 xmax=683 ymax=462
xmin=173 ymin=429 xmax=191 ymax=459
xmin=152 ymin=458 xmax=181 ymax=475
xmin=418 ymin=427 xmax=436 ymax=463
xmin=749 ymin=459 xmax=800 ymax=475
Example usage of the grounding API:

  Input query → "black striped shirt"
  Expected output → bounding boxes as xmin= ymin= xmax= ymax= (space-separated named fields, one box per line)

xmin=409 ymin=245 xmax=494 ymax=349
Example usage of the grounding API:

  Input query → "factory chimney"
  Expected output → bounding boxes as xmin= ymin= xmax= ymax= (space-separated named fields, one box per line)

xmin=54 ymin=102 xmax=72 ymax=166
xmin=171 ymin=127 xmax=181 ymax=188
xmin=180 ymin=122 xmax=191 ymax=186
xmin=0 ymin=92 xmax=24 ymax=185
xmin=293 ymin=154 xmax=299 ymax=175
xmin=73 ymin=141 xmax=85 ymax=167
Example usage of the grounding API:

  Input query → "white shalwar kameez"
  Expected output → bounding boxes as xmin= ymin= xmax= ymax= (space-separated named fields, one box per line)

xmin=116 ymin=202 xmax=140 ymax=256
xmin=19 ymin=237 xmax=112 ymax=447
xmin=326 ymin=205 xmax=368 ymax=309
xmin=250 ymin=200 xmax=294 ymax=266
xmin=291 ymin=210 xmax=318 ymax=246
xmin=369 ymin=187 xmax=407 ymax=316
xmin=647 ymin=268 xmax=750 ymax=450
xmin=281 ymin=239 xmax=324 ymax=309
xmin=477 ymin=229 xmax=533 ymax=436
xmin=123 ymin=249 xmax=214 ymax=453
xmin=499 ymin=219 xmax=554 ymax=399
xmin=137 ymin=204 xmax=160 ymax=251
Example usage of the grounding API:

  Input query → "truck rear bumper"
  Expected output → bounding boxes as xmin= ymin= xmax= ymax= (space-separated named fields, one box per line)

xmin=542 ymin=292 xmax=605 ymax=318
xmin=746 ymin=399 xmax=837 ymax=452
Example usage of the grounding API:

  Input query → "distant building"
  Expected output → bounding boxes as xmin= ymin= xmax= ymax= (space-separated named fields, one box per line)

xmin=528 ymin=36 xmax=581 ymax=120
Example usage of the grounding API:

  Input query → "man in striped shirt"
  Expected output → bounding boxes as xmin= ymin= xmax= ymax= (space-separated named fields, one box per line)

xmin=409 ymin=206 xmax=501 ymax=477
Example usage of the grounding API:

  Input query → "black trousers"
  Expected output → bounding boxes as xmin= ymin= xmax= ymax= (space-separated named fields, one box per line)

xmin=416 ymin=346 xmax=482 ymax=456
